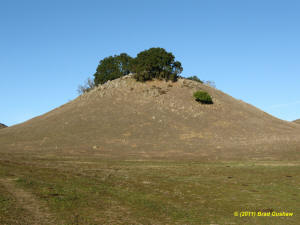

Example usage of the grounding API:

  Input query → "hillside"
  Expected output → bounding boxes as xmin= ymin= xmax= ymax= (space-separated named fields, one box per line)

xmin=294 ymin=119 xmax=300 ymax=124
xmin=1 ymin=75 xmax=300 ymax=160
xmin=0 ymin=123 xmax=7 ymax=129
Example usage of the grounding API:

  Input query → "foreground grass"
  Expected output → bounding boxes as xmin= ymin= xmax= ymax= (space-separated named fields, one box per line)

xmin=0 ymin=156 xmax=299 ymax=224
xmin=0 ymin=182 xmax=40 ymax=224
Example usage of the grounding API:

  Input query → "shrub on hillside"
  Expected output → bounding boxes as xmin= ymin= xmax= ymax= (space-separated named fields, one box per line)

xmin=193 ymin=90 xmax=213 ymax=104
xmin=130 ymin=48 xmax=183 ymax=82
xmin=187 ymin=76 xmax=203 ymax=83
xmin=94 ymin=53 xmax=132 ymax=85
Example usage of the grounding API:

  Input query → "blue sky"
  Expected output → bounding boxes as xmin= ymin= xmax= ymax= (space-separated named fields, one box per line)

xmin=1 ymin=0 xmax=299 ymax=126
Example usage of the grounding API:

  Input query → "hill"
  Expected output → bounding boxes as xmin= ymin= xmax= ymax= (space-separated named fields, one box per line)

xmin=1 ymin=75 xmax=300 ymax=224
xmin=293 ymin=119 xmax=300 ymax=124
xmin=0 ymin=123 xmax=7 ymax=129
xmin=0 ymin=75 xmax=300 ymax=160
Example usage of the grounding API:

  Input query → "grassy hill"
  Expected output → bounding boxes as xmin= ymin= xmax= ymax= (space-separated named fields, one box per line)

xmin=0 ymin=76 xmax=300 ymax=224
xmin=0 ymin=123 xmax=7 ymax=129
xmin=0 ymin=75 xmax=299 ymax=160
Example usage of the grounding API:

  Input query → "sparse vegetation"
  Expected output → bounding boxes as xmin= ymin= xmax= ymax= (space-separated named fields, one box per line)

xmin=187 ymin=76 xmax=203 ymax=83
xmin=77 ymin=77 xmax=95 ymax=95
xmin=130 ymin=47 xmax=183 ymax=82
xmin=94 ymin=53 xmax=132 ymax=85
xmin=193 ymin=90 xmax=213 ymax=104
xmin=204 ymin=80 xmax=216 ymax=88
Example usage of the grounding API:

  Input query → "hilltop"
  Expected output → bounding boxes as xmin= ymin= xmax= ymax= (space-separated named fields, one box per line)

xmin=1 ymin=75 xmax=299 ymax=161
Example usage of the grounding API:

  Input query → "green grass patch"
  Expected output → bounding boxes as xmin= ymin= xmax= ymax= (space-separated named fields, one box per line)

xmin=0 ymin=159 xmax=299 ymax=224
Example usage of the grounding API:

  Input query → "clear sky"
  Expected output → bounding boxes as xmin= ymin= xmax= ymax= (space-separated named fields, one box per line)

xmin=1 ymin=0 xmax=299 ymax=126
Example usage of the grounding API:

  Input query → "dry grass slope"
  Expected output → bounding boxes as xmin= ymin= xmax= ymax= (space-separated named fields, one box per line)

xmin=0 ymin=75 xmax=300 ymax=160
xmin=1 ymin=76 xmax=300 ymax=224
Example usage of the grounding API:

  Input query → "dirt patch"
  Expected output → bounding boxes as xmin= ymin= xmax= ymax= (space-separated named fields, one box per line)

xmin=0 ymin=178 xmax=55 ymax=225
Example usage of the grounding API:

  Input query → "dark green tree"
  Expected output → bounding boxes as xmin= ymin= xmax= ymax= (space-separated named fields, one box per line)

xmin=130 ymin=48 xmax=183 ymax=82
xmin=94 ymin=53 xmax=132 ymax=85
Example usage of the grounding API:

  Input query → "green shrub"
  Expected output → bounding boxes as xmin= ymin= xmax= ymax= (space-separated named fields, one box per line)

xmin=130 ymin=47 xmax=183 ymax=82
xmin=187 ymin=76 xmax=203 ymax=83
xmin=193 ymin=91 xmax=213 ymax=104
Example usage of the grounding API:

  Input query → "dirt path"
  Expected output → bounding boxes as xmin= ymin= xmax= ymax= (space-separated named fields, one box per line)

xmin=0 ymin=178 xmax=55 ymax=225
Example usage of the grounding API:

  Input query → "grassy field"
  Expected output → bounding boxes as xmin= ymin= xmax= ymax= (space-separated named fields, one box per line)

xmin=0 ymin=153 xmax=299 ymax=225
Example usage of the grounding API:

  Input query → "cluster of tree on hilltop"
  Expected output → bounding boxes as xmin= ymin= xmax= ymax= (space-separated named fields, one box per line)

xmin=77 ymin=47 xmax=211 ymax=99
xmin=78 ymin=47 xmax=183 ymax=94
xmin=94 ymin=47 xmax=183 ymax=85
